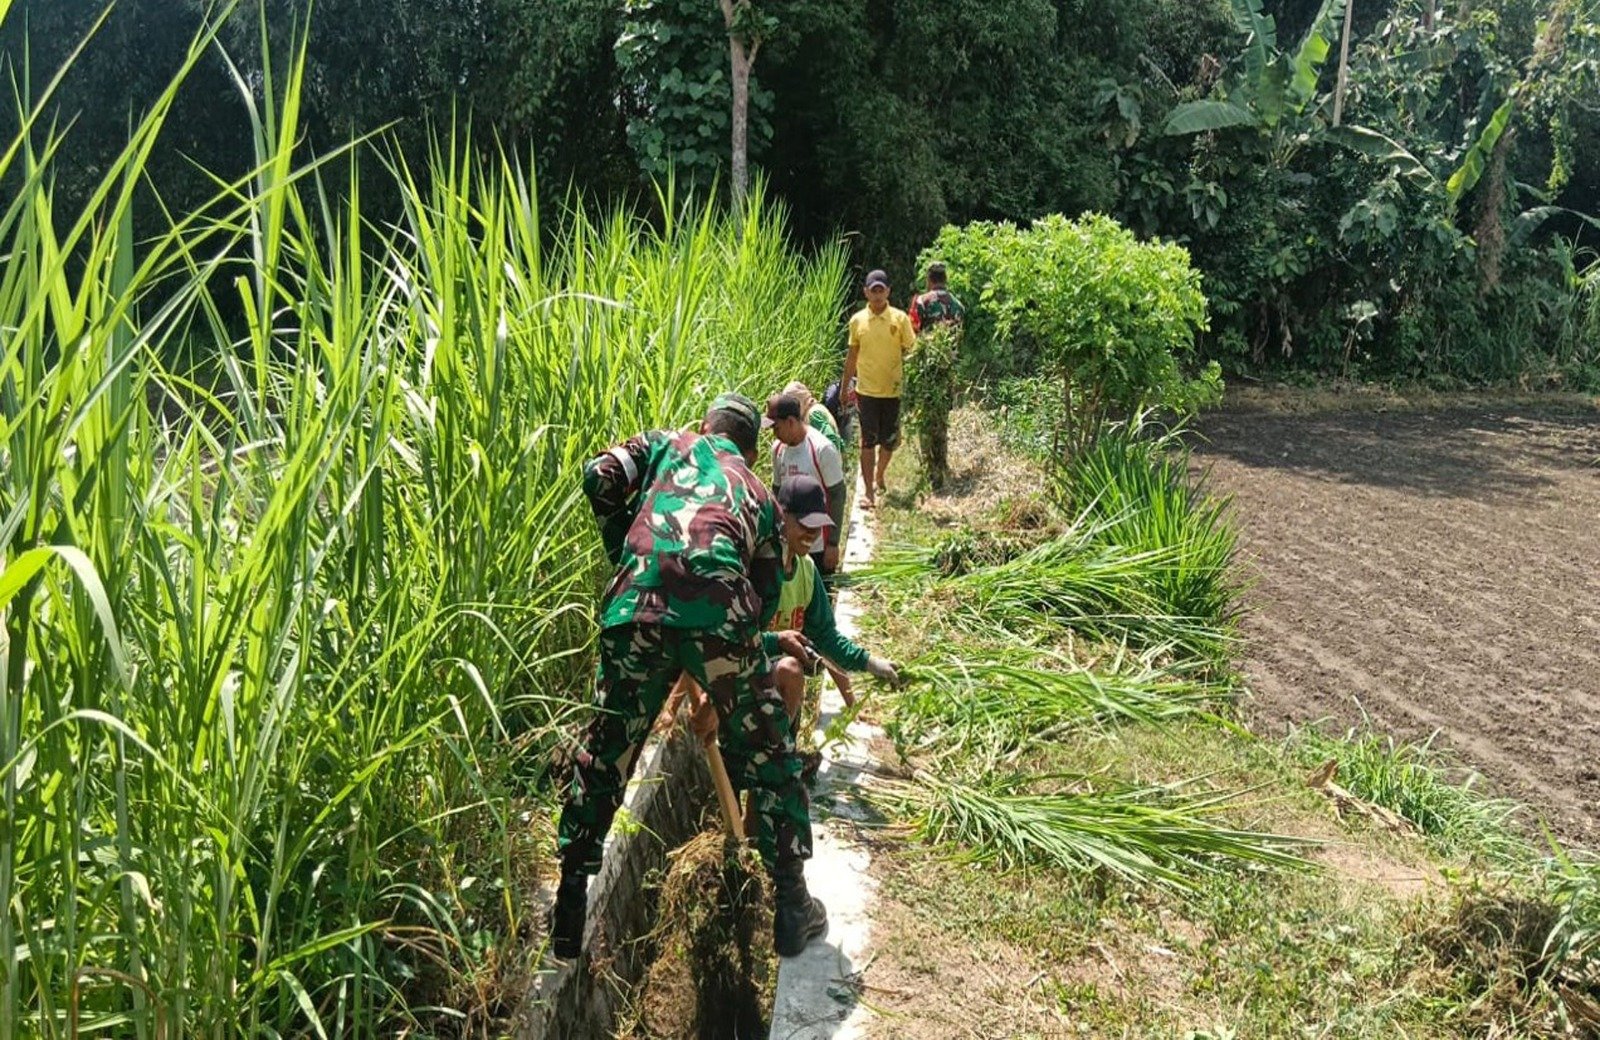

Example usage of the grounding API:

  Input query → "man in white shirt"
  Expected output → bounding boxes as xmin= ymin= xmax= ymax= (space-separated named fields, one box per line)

xmin=765 ymin=393 xmax=846 ymax=575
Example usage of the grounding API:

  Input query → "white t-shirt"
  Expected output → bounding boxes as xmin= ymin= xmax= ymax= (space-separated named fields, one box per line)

xmin=773 ymin=425 xmax=846 ymax=506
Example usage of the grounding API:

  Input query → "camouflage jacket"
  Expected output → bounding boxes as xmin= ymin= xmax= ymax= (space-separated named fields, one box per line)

xmin=909 ymin=288 xmax=965 ymax=333
xmin=583 ymin=429 xmax=782 ymax=637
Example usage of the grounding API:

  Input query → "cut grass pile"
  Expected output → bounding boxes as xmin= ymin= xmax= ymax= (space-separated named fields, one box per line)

xmin=619 ymin=830 xmax=775 ymax=1040
xmin=850 ymin=411 xmax=1303 ymax=898
xmin=888 ymin=649 xmax=1227 ymax=761
xmin=875 ymin=769 xmax=1309 ymax=886
xmin=856 ymin=418 xmax=1239 ymax=665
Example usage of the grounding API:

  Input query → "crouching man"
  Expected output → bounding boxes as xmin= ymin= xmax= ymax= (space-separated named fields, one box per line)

xmin=551 ymin=392 xmax=827 ymax=960
xmin=763 ymin=475 xmax=900 ymax=728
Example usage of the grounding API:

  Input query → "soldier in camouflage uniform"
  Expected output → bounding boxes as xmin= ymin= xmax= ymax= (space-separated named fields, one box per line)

xmin=908 ymin=260 xmax=965 ymax=332
xmin=550 ymin=391 xmax=829 ymax=960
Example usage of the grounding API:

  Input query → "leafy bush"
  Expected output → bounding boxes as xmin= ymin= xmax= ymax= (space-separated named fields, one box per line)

xmin=923 ymin=214 xmax=1220 ymax=461
xmin=902 ymin=323 xmax=961 ymax=488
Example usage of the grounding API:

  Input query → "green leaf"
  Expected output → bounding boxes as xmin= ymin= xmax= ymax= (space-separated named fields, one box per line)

xmin=1509 ymin=205 xmax=1600 ymax=248
xmin=1229 ymin=0 xmax=1278 ymax=84
xmin=1163 ymin=101 xmax=1259 ymax=136
xmin=1258 ymin=59 xmax=1289 ymax=128
xmin=1288 ymin=0 xmax=1346 ymax=114
xmin=1447 ymin=97 xmax=1515 ymax=204
xmin=1324 ymin=125 xmax=1438 ymax=186
xmin=0 ymin=546 xmax=129 ymax=683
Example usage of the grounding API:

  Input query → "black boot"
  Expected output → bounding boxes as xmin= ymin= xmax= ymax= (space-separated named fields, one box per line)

xmin=772 ymin=865 xmax=828 ymax=957
xmin=550 ymin=873 xmax=588 ymax=959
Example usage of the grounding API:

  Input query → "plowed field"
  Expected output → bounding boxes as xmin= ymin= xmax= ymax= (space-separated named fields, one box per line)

xmin=1193 ymin=400 xmax=1600 ymax=843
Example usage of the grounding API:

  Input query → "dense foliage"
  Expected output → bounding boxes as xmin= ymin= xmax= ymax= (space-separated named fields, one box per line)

xmin=11 ymin=0 xmax=1595 ymax=383
xmin=1128 ymin=0 xmax=1600 ymax=382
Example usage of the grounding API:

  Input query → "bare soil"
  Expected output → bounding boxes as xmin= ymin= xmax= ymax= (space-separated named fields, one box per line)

xmin=1191 ymin=398 xmax=1600 ymax=845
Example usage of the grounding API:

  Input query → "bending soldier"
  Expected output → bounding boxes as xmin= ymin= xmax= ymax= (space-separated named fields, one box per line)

xmin=551 ymin=392 xmax=828 ymax=960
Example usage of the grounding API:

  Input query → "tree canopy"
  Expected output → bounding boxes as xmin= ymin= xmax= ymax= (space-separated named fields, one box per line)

xmin=5 ymin=0 xmax=1598 ymax=383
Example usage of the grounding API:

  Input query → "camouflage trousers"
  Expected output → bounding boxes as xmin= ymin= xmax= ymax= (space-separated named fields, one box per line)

xmin=557 ymin=622 xmax=812 ymax=875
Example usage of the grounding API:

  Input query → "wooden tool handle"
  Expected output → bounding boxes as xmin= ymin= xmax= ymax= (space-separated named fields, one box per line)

xmin=702 ymin=736 xmax=746 ymax=842
xmin=672 ymin=671 xmax=746 ymax=842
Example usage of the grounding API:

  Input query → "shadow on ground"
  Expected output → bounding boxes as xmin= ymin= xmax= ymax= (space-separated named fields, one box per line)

xmin=1191 ymin=405 xmax=1600 ymax=500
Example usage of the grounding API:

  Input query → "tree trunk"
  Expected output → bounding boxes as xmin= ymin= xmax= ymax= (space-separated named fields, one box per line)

xmin=1473 ymin=124 xmax=1514 ymax=296
xmin=718 ymin=0 xmax=760 ymax=207
xmin=1333 ymin=0 xmax=1356 ymax=126
xmin=1421 ymin=0 xmax=1435 ymax=31
xmin=729 ymin=37 xmax=751 ymax=207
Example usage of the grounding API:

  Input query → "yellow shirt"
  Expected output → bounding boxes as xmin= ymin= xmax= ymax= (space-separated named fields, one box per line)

xmin=848 ymin=305 xmax=916 ymax=398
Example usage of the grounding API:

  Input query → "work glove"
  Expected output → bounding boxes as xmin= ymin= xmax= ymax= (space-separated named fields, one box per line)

xmin=865 ymin=655 xmax=900 ymax=686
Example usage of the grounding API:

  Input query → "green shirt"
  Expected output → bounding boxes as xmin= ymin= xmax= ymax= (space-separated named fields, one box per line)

xmin=761 ymin=553 xmax=869 ymax=671
xmin=584 ymin=429 xmax=781 ymax=637
xmin=807 ymin=403 xmax=844 ymax=457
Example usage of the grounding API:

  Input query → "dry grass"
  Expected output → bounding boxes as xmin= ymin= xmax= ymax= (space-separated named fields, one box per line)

xmin=617 ymin=830 xmax=775 ymax=1040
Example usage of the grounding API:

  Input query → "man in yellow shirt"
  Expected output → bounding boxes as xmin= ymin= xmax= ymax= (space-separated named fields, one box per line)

xmin=841 ymin=268 xmax=915 ymax=509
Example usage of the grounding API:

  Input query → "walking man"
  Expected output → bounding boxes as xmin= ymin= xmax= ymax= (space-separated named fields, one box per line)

xmin=908 ymin=261 xmax=964 ymax=333
xmin=841 ymin=268 xmax=915 ymax=509
xmin=766 ymin=392 xmax=847 ymax=575
xmin=551 ymin=391 xmax=828 ymax=961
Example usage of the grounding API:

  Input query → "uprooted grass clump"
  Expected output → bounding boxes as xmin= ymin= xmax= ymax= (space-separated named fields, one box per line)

xmin=887 ymin=647 xmax=1229 ymax=762
xmin=870 ymin=769 xmax=1311 ymax=889
xmin=621 ymin=830 xmax=775 ymax=1040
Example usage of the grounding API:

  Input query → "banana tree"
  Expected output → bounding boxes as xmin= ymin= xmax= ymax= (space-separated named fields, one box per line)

xmin=1163 ymin=0 xmax=1349 ymax=143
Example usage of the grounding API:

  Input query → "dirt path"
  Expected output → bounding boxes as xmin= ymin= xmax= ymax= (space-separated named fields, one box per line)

xmin=1192 ymin=399 xmax=1600 ymax=845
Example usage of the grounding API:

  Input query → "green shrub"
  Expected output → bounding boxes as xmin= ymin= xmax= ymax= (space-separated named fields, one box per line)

xmin=902 ymin=323 xmax=960 ymax=488
xmin=923 ymin=214 xmax=1220 ymax=461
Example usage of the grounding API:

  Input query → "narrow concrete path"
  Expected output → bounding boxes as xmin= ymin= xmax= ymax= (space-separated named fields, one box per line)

xmin=769 ymin=476 xmax=884 ymax=1039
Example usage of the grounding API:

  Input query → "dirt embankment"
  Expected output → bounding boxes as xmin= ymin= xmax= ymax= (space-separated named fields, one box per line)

xmin=1192 ymin=399 xmax=1600 ymax=845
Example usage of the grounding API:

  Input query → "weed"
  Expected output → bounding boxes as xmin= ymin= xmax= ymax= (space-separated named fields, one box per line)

xmin=1288 ymin=724 xmax=1527 ymax=862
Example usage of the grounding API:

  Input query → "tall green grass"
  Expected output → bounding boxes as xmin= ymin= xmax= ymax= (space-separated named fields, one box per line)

xmin=1060 ymin=413 xmax=1240 ymax=638
xmin=0 ymin=12 xmax=844 ymax=1036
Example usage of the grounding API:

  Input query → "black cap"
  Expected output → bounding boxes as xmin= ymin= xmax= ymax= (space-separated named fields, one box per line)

xmin=864 ymin=269 xmax=889 ymax=289
xmin=776 ymin=475 xmax=835 ymax=529
xmin=764 ymin=392 xmax=803 ymax=429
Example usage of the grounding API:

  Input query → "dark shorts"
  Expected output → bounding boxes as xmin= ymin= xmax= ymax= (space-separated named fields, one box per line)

xmin=857 ymin=394 xmax=901 ymax=450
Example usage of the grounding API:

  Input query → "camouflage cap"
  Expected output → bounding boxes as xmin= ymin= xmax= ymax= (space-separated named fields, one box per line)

xmin=708 ymin=391 xmax=762 ymax=434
